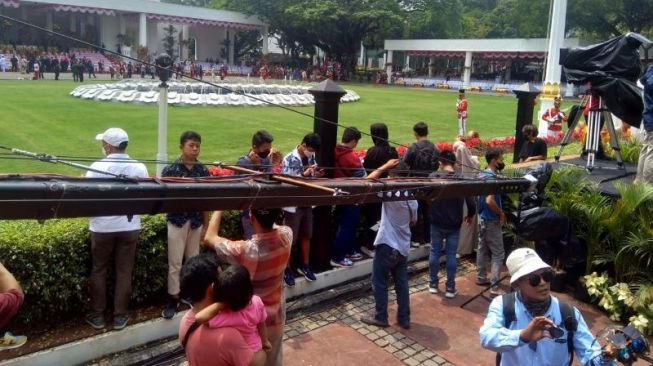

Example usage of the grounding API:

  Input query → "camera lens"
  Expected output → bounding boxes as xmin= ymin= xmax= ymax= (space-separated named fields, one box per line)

xmin=548 ymin=325 xmax=564 ymax=339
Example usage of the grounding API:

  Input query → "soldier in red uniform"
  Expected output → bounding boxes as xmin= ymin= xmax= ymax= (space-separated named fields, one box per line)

xmin=541 ymin=96 xmax=568 ymax=135
xmin=456 ymin=89 xmax=468 ymax=136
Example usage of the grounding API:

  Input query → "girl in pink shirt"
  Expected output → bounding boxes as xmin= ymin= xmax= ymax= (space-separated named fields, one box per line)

xmin=195 ymin=264 xmax=270 ymax=355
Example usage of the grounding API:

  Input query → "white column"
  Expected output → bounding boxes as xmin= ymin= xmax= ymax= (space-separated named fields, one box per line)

xmin=70 ymin=14 xmax=76 ymax=32
xmin=181 ymin=25 xmax=189 ymax=60
xmin=538 ymin=0 xmax=567 ymax=136
xmin=386 ymin=50 xmax=393 ymax=84
xmin=358 ymin=42 xmax=364 ymax=66
xmin=79 ymin=18 xmax=85 ymax=38
xmin=156 ymin=84 xmax=169 ymax=177
xmin=119 ymin=15 xmax=126 ymax=35
xmin=228 ymin=30 xmax=235 ymax=65
xmin=46 ymin=13 xmax=53 ymax=31
xmin=462 ymin=51 xmax=472 ymax=88
xmin=404 ymin=54 xmax=410 ymax=71
xmin=139 ymin=13 xmax=147 ymax=47
xmin=428 ymin=56 xmax=435 ymax=77
xmin=261 ymin=26 xmax=268 ymax=55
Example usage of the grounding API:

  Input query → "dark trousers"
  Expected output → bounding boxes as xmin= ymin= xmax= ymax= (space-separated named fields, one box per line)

xmin=89 ymin=230 xmax=139 ymax=315
xmin=372 ymin=244 xmax=409 ymax=325
xmin=410 ymin=200 xmax=430 ymax=244
xmin=333 ymin=205 xmax=360 ymax=261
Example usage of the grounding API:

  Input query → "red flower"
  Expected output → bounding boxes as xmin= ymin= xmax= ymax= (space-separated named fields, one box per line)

xmin=436 ymin=142 xmax=454 ymax=152
xmin=397 ymin=145 xmax=408 ymax=157
xmin=209 ymin=166 xmax=234 ymax=176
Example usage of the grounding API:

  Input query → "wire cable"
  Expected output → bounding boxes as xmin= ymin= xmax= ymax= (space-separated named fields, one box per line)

xmin=0 ymin=13 xmax=509 ymax=179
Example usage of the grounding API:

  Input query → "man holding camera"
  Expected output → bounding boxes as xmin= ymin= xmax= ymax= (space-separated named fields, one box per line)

xmin=480 ymin=248 xmax=616 ymax=366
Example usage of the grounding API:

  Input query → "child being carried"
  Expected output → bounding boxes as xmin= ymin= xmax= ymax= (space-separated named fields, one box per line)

xmin=195 ymin=264 xmax=271 ymax=363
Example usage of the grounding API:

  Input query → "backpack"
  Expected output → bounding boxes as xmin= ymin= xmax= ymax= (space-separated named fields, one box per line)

xmin=496 ymin=292 xmax=577 ymax=366
xmin=409 ymin=141 xmax=439 ymax=176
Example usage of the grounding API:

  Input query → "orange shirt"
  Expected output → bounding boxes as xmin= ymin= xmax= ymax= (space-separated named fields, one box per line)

xmin=213 ymin=226 xmax=292 ymax=326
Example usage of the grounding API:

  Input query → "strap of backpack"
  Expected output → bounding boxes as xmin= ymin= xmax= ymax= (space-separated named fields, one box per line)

xmin=496 ymin=292 xmax=517 ymax=366
xmin=559 ymin=300 xmax=578 ymax=365
xmin=182 ymin=321 xmax=201 ymax=349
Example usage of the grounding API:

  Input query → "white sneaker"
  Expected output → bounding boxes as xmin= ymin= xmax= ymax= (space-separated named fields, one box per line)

xmin=428 ymin=284 xmax=439 ymax=294
xmin=445 ymin=289 xmax=458 ymax=299
xmin=411 ymin=241 xmax=420 ymax=248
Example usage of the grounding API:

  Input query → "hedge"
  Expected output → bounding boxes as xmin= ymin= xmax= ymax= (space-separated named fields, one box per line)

xmin=0 ymin=211 xmax=242 ymax=326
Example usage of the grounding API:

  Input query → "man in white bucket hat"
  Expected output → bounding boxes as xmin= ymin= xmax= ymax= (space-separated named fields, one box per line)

xmin=480 ymin=248 xmax=616 ymax=366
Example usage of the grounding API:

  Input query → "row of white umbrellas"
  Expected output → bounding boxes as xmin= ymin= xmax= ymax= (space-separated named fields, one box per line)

xmin=70 ymin=83 xmax=360 ymax=107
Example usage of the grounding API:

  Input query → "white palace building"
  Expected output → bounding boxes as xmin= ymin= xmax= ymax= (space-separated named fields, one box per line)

xmin=0 ymin=0 xmax=268 ymax=63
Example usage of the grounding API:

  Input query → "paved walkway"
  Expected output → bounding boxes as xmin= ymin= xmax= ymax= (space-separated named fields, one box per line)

xmin=87 ymin=257 xmax=648 ymax=366
xmin=279 ymin=267 xmax=623 ymax=366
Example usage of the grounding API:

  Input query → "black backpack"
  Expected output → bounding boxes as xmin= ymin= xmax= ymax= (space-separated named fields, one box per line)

xmin=409 ymin=141 xmax=439 ymax=176
xmin=496 ymin=292 xmax=577 ymax=366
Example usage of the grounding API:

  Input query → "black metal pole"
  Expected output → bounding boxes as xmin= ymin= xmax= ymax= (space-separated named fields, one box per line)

xmin=512 ymin=83 xmax=541 ymax=163
xmin=308 ymin=80 xmax=347 ymax=271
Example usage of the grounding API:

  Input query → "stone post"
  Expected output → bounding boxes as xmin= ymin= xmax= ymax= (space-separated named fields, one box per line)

xmin=512 ymin=83 xmax=541 ymax=163
xmin=308 ymin=80 xmax=347 ymax=271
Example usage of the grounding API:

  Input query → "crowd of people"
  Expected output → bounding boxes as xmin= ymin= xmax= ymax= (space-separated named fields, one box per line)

xmin=0 ymin=119 xmax=623 ymax=365
xmin=3 ymin=79 xmax=640 ymax=364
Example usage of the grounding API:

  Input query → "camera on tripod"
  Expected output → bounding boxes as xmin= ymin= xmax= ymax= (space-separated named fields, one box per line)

xmin=556 ymin=33 xmax=652 ymax=171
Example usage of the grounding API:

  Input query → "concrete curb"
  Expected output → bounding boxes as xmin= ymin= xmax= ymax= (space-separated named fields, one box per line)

xmin=0 ymin=246 xmax=430 ymax=366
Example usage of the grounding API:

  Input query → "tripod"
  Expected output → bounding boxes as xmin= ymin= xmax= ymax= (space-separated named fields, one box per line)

xmin=460 ymin=274 xmax=510 ymax=309
xmin=554 ymin=93 xmax=625 ymax=171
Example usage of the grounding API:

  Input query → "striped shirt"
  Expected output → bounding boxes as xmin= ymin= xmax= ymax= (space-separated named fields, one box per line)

xmin=213 ymin=226 xmax=292 ymax=326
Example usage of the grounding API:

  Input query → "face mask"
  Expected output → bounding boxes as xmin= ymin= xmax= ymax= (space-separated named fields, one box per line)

xmin=304 ymin=150 xmax=315 ymax=159
xmin=257 ymin=150 xmax=270 ymax=159
xmin=496 ymin=162 xmax=505 ymax=171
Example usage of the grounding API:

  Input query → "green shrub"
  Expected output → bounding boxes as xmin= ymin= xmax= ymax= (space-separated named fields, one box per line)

xmin=0 ymin=211 xmax=243 ymax=326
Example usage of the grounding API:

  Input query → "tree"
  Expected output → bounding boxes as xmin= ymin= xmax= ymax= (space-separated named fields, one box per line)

xmin=218 ymin=0 xmax=403 ymax=74
xmin=568 ymin=0 xmax=653 ymax=41
xmin=403 ymin=0 xmax=463 ymax=39
xmin=162 ymin=25 xmax=178 ymax=60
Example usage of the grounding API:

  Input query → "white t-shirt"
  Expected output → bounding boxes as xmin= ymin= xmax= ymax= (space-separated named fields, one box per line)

xmin=373 ymin=200 xmax=418 ymax=256
xmin=85 ymin=153 xmax=149 ymax=233
xmin=33 ymin=63 xmax=39 ymax=72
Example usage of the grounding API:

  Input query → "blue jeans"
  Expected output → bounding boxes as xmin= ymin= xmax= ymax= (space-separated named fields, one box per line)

xmin=429 ymin=225 xmax=460 ymax=290
xmin=372 ymin=244 xmax=410 ymax=325
xmin=333 ymin=205 xmax=360 ymax=261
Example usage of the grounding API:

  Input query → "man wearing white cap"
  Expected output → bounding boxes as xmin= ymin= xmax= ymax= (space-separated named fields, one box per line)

xmin=85 ymin=128 xmax=149 ymax=331
xmin=480 ymin=248 xmax=616 ymax=366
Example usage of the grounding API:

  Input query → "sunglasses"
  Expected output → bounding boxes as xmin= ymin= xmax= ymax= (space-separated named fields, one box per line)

xmin=527 ymin=270 xmax=554 ymax=287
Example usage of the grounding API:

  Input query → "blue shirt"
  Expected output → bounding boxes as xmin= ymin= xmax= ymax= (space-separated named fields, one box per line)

xmin=480 ymin=293 xmax=616 ymax=366
xmin=640 ymin=65 xmax=653 ymax=132
xmin=161 ymin=158 xmax=209 ymax=229
xmin=478 ymin=169 xmax=502 ymax=221
xmin=373 ymin=200 xmax=418 ymax=257
xmin=281 ymin=148 xmax=316 ymax=213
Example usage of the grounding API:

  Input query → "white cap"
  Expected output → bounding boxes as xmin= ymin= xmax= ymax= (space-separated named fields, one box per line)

xmin=95 ymin=128 xmax=128 ymax=147
xmin=506 ymin=248 xmax=551 ymax=284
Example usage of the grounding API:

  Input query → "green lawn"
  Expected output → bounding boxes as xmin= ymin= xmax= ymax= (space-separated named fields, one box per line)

xmin=0 ymin=80 xmax=531 ymax=174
